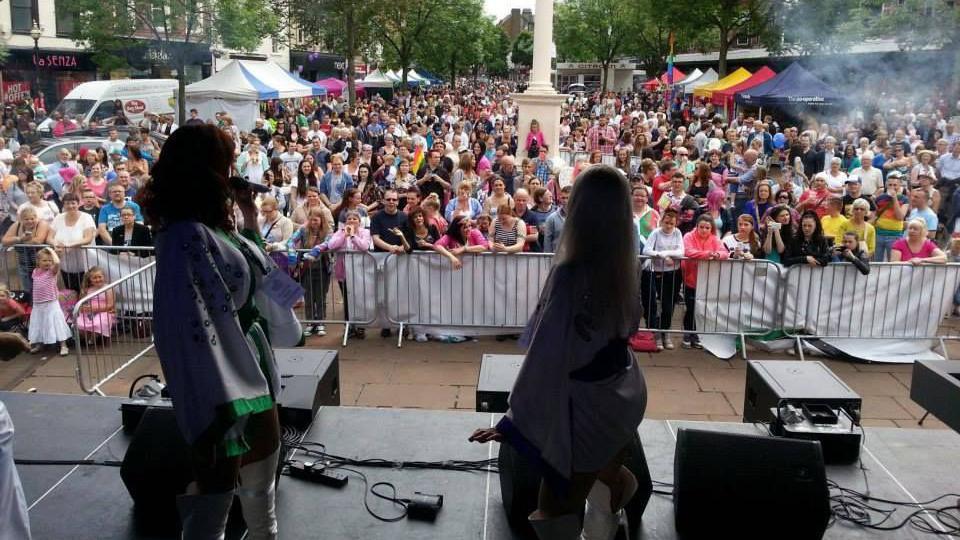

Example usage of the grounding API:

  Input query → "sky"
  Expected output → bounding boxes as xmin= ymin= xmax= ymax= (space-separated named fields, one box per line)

xmin=483 ymin=0 xmax=536 ymax=21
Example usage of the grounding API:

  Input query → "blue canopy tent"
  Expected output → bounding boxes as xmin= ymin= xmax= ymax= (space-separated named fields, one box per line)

xmin=415 ymin=68 xmax=443 ymax=85
xmin=735 ymin=63 xmax=843 ymax=109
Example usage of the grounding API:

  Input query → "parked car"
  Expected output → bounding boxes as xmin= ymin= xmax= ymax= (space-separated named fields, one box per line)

xmin=31 ymin=127 xmax=167 ymax=165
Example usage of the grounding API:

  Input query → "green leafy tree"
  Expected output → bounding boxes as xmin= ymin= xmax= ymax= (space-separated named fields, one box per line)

xmin=662 ymin=0 xmax=781 ymax=77
xmin=554 ymin=0 xmax=639 ymax=91
xmin=776 ymin=0 xmax=856 ymax=55
xmin=510 ymin=31 xmax=534 ymax=69
xmin=282 ymin=0 xmax=375 ymax=104
xmin=413 ymin=0 xmax=485 ymax=87
xmin=71 ymin=0 xmax=280 ymax=122
xmin=850 ymin=0 xmax=960 ymax=92
xmin=370 ymin=0 xmax=455 ymax=88
xmin=483 ymin=24 xmax=512 ymax=77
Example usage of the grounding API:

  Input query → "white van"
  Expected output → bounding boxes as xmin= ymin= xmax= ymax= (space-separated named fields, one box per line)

xmin=39 ymin=79 xmax=178 ymax=133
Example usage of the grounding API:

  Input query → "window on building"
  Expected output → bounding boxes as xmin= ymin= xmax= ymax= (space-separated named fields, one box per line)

xmin=10 ymin=0 xmax=34 ymax=34
xmin=582 ymin=74 xmax=601 ymax=90
xmin=736 ymin=34 xmax=751 ymax=46
xmin=55 ymin=0 xmax=77 ymax=37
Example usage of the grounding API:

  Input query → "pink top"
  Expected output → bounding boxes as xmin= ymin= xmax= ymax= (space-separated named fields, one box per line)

xmin=435 ymin=229 xmax=488 ymax=249
xmin=321 ymin=228 xmax=372 ymax=280
xmin=681 ymin=230 xmax=729 ymax=288
xmin=525 ymin=130 xmax=545 ymax=151
xmin=32 ymin=267 xmax=59 ymax=303
xmin=891 ymin=238 xmax=937 ymax=261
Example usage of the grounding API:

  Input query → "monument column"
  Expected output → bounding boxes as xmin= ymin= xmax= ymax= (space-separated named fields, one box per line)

xmin=512 ymin=0 xmax=568 ymax=161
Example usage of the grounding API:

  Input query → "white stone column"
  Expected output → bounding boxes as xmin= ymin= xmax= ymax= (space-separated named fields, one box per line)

xmin=512 ymin=0 xmax=568 ymax=160
xmin=527 ymin=0 xmax=557 ymax=95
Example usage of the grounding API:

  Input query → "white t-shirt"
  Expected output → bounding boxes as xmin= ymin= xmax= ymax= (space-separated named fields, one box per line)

xmin=850 ymin=167 xmax=883 ymax=196
xmin=18 ymin=200 xmax=59 ymax=225
xmin=50 ymin=211 xmax=96 ymax=272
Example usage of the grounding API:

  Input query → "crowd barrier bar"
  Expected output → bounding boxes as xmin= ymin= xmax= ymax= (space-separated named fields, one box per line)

xmin=781 ymin=262 xmax=960 ymax=361
xmin=382 ymin=252 xmax=554 ymax=347
xmin=292 ymin=249 xmax=380 ymax=347
xmin=635 ymin=256 xmax=784 ymax=359
xmin=3 ymin=244 xmax=156 ymax=291
xmin=73 ymin=261 xmax=156 ymax=395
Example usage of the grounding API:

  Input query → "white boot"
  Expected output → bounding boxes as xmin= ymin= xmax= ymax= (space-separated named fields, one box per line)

xmin=581 ymin=468 xmax=638 ymax=540
xmin=237 ymin=448 xmax=280 ymax=540
xmin=529 ymin=512 xmax=582 ymax=540
xmin=177 ymin=490 xmax=234 ymax=540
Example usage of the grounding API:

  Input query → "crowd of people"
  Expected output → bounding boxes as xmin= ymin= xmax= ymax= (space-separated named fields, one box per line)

xmin=0 ymin=77 xmax=958 ymax=350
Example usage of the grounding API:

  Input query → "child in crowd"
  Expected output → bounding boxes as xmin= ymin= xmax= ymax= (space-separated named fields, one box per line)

xmin=0 ymin=285 xmax=26 ymax=335
xmin=28 ymin=247 xmax=71 ymax=356
xmin=75 ymin=266 xmax=116 ymax=345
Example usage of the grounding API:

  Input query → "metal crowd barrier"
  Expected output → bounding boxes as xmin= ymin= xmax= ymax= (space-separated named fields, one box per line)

xmin=782 ymin=262 xmax=960 ymax=360
xmin=3 ymin=244 xmax=155 ymax=291
xmin=557 ymin=150 xmax=642 ymax=175
xmin=636 ymin=256 xmax=783 ymax=358
xmin=73 ymin=261 xmax=156 ymax=395
xmin=291 ymin=249 xmax=379 ymax=346
xmin=382 ymin=252 xmax=554 ymax=347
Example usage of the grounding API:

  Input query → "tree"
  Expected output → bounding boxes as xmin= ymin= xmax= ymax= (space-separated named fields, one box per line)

xmin=776 ymin=0 xmax=856 ymax=55
xmin=413 ymin=0 xmax=486 ymax=87
xmin=282 ymin=0 xmax=376 ymax=104
xmin=554 ymin=0 xmax=639 ymax=92
xmin=850 ymin=0 xmax=960 ymax=92
xmin=510 ymin=31 xmax=534 ymax=70
xmin=663 ymin=0 xmax=781 ymax=77
xmin=71 ymin=0 xmax=280 ymax=123
xmin=483 ymin=25 xmax=512 ymax=78
xmin=370 ymin=0 xmax=455 ymax=88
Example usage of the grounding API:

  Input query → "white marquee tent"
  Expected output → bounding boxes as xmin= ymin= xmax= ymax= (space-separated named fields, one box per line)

xmin=185 ymin=60 xmax=326 ymax=129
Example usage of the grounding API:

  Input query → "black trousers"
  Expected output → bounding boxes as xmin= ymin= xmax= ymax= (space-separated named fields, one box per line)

xmin=640 ymin=269 xmax=681 ymax=335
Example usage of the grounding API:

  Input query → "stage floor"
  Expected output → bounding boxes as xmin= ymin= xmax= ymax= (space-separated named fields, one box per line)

xmin=3 ymin=391 xmax=958 ymax=539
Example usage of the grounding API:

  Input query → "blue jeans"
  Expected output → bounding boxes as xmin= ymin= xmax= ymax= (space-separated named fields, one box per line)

xmin=874 ymin=234 xmax=899 ymax=262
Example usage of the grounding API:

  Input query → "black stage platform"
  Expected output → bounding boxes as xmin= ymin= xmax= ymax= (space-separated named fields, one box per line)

xmin=4 ymin=391 xmax=960 ymax=539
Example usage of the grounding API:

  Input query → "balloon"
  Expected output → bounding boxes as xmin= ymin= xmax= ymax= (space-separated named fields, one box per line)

xmin=773 ymin=133 xmax=786 ymax=149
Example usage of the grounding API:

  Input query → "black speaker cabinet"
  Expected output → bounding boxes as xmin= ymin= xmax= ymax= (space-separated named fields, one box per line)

xmin=498 ymin=432 xmax=652 ymax=539
xmin=120 ymin=407 xmax=246 ymax=536
xmin=674 ymin=427 xmax=830 ymax=539
xmin=743 ymin=360 xmax=862 ymax=424
xmin=274 ymin=348 xmax=340 ymax=430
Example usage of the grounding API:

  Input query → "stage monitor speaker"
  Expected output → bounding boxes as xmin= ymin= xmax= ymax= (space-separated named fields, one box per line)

xmin=673 ymin=427 xmax=830 ymax=539
xmin=120 ymin=406 xmax=246 ymax=536
xmin=274 ymin=348 xmax=340 ymax=430
xmin=120 ymin=406 xmax=194 ymax=530
xmin=498 ymin=433 xmax=652 ymax=539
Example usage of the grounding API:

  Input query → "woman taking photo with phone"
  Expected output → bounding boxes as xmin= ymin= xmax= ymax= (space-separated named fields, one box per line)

xmin=141 ymin=124 xmax=302 ymax=539
xmin=470 ymin=165 xmax=648 ymax=540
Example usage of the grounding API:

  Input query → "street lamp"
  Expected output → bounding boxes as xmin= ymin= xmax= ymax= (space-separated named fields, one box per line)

xmin=29 ymin=21 xmax=42 ymax=101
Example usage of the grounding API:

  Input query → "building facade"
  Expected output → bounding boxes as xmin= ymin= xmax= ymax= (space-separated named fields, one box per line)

xmin=1 ymin=0 xmax=287 ymax=108
xmin=498 ymin=8 xmax=534 ymax=42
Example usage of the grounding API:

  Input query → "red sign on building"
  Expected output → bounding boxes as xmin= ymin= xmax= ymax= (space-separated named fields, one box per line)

xmin=2 ymin=81 xmax=32 ymax=103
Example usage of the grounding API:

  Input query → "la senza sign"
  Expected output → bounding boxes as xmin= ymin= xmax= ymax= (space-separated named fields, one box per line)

xmin=33 ymin=54 xmax=79 ymax=68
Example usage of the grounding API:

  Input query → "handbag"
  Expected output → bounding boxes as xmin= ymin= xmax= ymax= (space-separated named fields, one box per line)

xmin=628 ymin=330 xmax=659 ymax=353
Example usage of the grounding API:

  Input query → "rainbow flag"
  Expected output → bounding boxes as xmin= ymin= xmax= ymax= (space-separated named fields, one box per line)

xmin=411 ymin=146 xmax=425 ymax=173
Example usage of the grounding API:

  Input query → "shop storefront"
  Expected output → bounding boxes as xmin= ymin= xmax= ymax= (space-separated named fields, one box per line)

xmin=289 ymin=51 xmax=348 ymax=82
xmin=1 ymin=48 xmax=97 ymax=109
xmin=119 ymin=41 xmax=213 ymax=84
xmin=555 ymin=61 xmax=644 ymax=93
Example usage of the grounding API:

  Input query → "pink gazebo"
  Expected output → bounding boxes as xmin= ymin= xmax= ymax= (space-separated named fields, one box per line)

xmin=315 ymin=78 xmax=348 ymax=97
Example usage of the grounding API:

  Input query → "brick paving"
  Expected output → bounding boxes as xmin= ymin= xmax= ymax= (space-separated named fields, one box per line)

xmin=0 ymin=328 xmax=951 ymax=430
